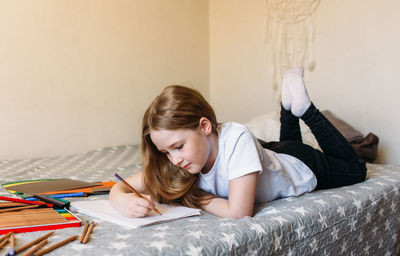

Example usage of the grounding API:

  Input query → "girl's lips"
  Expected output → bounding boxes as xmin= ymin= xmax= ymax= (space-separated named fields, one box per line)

xmin=183 ymin=163 xmax=191 ymax=169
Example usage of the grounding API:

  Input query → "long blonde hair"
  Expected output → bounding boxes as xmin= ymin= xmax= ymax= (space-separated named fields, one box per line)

xmin=141 ymin=85 xmax=218 ymax=208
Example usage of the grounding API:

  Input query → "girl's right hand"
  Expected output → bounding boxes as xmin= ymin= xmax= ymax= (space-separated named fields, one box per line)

xmin=117 ymin=193 xmax=156 ymax=218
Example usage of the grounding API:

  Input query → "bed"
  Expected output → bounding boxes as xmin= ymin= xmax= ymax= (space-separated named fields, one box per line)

xmin=1 ymin=113 xmax=399 ymax=255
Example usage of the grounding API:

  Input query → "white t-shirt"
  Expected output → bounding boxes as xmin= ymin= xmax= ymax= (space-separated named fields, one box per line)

xmin=198 ymin=122 xmax=317 ymax=203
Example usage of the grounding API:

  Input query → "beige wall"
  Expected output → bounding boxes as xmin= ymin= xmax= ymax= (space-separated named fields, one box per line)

xmin=0 ymin=0 xmax=209 ymax=160
xmin=210 ymin=0 xmax=400 ymax=165
xmin=2 ymin=0 xmax=399 ymax=165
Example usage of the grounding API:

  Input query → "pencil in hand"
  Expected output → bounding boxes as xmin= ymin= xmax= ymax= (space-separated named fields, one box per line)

xmin=114 ymin=172 xmax=162 ymax=215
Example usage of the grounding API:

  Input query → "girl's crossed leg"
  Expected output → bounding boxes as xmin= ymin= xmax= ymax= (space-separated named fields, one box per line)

xmin=262 ymin=67 xmax=366 ymax=189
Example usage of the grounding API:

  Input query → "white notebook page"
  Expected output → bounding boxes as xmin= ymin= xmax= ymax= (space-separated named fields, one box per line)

xmin=71 ymin=199 xmax=201 ymax=228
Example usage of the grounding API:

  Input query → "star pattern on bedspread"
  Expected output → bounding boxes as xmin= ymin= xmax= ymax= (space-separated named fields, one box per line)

xmin=264 ymin=208 xmax=281 ymax=214
xmin=149 ymin=240 xmax=173 ymax=252
xmin=116 ymin=233 xmax=132 ymax=239
xmin=295 ymin=224 xmax=305 ymax=239
xmin=314 ymin=198 xmax=328 ymax=206
xmin=357 ymin=232 xmax=363 ymax=243
xmin=340 ymin=241 xmax=348 ymax=254
xmin=318 ymin=212 xmax=328 ymax=229
xmin=107 ymin=241 xmax=131 ymax=251
xmin=273 ymin=232 xmax=284 ymax=252
xmin=152 ymin=231 xmax=168 ymax=238
xmin=248 ymin=222 xmax=266 ymax=235
xmin=352 ymin=198 xmax=362 ymax=211
xmin=185 ymin=244 xmax=203 ymax=256
xmin=337 ymin=205 xmax=346 ymax=217
xmin=1 ymin=147 xmax=400 ymax=256
xmin=271 ymin=216 xmax=288 ymax=225
xmin=219 ymin=221 xmax=237 ymax=228
xmin=363 ymin=243 xmax=372 ymax=255
xmin=153 ymin=225 xmax=170 ymax=231
xmin=378 ymin=238 xmax=384 ymax=249
xmin=69 ymin=242 xmax=94 ymax=252
xmin=309 ymin=238 xmax=318 ymax=253
xmin=293 ymin=206 xmax=309 ymax=216
xmin=330 ymin=227 xmax=339 ymax=241
xmin=189 ymin=230 xmax=207 ymax=239
xmin=221 ymin=232 xmax=237 ymax=249
xmin=348 ymin=219 xmax=357 ymax=232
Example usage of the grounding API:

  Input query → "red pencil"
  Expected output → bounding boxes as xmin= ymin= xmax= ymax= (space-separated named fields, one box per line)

xmin=0 ymin=196 xmax=53 ymax=208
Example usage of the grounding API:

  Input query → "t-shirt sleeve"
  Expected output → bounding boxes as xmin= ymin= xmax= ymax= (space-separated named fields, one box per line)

xmin=227 ymin=130 xmax=264 ymax=180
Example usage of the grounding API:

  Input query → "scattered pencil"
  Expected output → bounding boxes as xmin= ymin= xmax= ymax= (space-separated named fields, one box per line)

xmin=15 ymin=231 xmax=54 ymax=254
xmin=0 ymin=232 xmax=13 ymax=244
xmin=8 ymin=233 xmax=16 ymax=256
xmin=114 ymin=172 xmax=162 ymax=215
xmin=79 ymin=221 xmax=89 ymax=243
xmin=22 ymin=239 xmax=48 ymax=256
xmin=81 ymin=222 xmax=95 ymax=244
xmin=0 ymin=235 xmax=10 ymax=250
xmin=34 ymin=235 xmax=78 ymax=256
xmin=0 ymin=204 xmax=40 ymax=213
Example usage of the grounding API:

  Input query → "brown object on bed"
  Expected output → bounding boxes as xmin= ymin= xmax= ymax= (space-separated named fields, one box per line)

xmin=322 ymin=110 xmax=379 ymax=163
xmin=349 ymin=133 xmax=379 ymax=163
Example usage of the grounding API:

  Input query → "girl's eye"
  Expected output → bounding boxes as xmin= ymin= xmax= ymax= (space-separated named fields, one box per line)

xmin=175 ymin=145 xmax=183 ymax=150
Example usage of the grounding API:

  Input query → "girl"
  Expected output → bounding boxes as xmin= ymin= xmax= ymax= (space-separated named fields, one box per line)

xmin=109 ymin=67 xmax=366 ymax=219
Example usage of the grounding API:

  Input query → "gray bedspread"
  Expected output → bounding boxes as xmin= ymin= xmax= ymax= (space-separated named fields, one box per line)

xmin=1 ymin=145 xmax=400 ymax=255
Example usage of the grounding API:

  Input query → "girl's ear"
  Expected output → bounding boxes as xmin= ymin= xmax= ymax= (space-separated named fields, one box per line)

xmin=199 ymin=117 xmax=212 ymax=135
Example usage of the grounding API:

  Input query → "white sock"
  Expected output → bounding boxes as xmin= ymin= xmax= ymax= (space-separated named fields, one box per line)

xmin=284 ymin=67 xmax=311 ymax=117
xmin=281 ymin=75 xmax=292 ymax=111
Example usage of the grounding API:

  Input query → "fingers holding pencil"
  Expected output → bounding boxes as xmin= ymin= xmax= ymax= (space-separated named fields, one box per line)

xmin=123 ymin=193 xmax=157 ymax=218
xmin=114 ymin=172 xmax=162 ymax=215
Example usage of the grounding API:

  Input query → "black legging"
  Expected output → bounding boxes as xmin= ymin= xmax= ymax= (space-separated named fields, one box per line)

xmin=258 ymin=103 xmax=367 ymax=190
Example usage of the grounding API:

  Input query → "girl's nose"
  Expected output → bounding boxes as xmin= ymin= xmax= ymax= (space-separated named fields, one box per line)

xmin=172 ymin=155 xmax=183 ymax=166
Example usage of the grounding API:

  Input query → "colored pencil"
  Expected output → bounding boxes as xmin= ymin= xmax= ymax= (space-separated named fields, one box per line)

xmin=0 ymin=202 xmax=27 ymax=208
xmin=0 ymin=208 xmax=81 ymax=234
xmin=22 ymin=239 xmax=48 ymax=256
xmin=31 ymin=194 xmax=69 ymax=208
xmin=15 ymin=231 xmax=54 ymax=254
xmin=8 ymin=233 xmax=16 ymax=256
xmin=81 ymin=222 xmax=94 ymax=244
xmin=0 ymin=196 xmax=53 ymax=208
xmin=114 ymin=173 xmax=162 ymax=215
xmin=24 ymin=192 xmax=86 ymax=201
xmin=34 ymin=235 xmax=78 ymax=256
xmin=79 ymin=221 xmax=89 ymax=243
xmin=0 ymin=231 xmax=13 ymax=243
xmin=0 ymin=234 xmax=10 ymax=250
xmin=0 ymin=205 xmax=39 ymax=213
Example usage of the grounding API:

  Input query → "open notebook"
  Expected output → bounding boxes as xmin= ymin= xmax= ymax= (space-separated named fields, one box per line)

xmin=71 ymin=200 xmax=201 ymax=228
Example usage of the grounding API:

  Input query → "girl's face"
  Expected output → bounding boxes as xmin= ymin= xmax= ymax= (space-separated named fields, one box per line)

xmin=150 ymin=119 xmax=217 ymax=175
